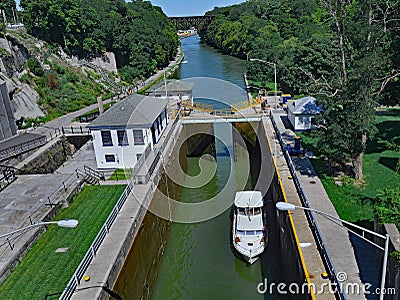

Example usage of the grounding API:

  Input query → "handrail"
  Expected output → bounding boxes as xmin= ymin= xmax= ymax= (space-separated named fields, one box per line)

xmin=83 ymin=165 xmax=105 ymax=181
xmin=60 ymin=180 xmax=134 ymax=299
xmin=61 ymin=126 xmax=91 ymax=135
xmin=270 ymin=113 xmax=346 ymax=300
xmin=0 ymin=135 xmax=47 ymax=161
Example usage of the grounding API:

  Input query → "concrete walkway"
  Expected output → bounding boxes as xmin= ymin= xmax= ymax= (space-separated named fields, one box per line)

xmin=270 ymin=110 xmax=365 ymax=300
xmin=0 ymin=141 xmax=97 ymax=281
xmin=263 ymin=117 xmax=335 ymax=300
xmin=71 ymin=118 xmax=183 ymax=299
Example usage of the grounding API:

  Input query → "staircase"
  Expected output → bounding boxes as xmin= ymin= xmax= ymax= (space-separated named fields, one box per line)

xmin=76 ymin=165 xmax=105 ymax=185
xmin=0 ymin=165 xmax=17 ymax=192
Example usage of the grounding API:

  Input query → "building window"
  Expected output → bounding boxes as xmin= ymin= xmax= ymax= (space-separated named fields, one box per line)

xmin=133 ymin=130 xmax=144 ymax=145
xmin=117 ymin=130 xmax=128 ymax=146
xmin=101 ymin=131 xmax=113 ymax=146
xmin=136 ymin=153 xmax=142 ymax=161
xmin=105 ymin=154 xmax=115 ymax=162
xmin=311 ymin=117 xmax=317 ymax=126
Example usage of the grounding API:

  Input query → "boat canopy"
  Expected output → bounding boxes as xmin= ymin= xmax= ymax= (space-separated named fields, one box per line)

xmin=237 ymin=214 xmax=263 ymax=230
xmin=234 ymin=191 xmax=263 ymax=208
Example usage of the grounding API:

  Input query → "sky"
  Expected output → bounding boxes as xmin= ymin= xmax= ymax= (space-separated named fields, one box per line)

xmin=149 ymin=0 xmax=245 ymax=17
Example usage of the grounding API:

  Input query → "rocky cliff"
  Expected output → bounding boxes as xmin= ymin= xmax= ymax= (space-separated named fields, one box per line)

xmin=0 ymin=29 xmax=121 ymax=124
xmin=0 ymin=34 xmax=44 ymax=120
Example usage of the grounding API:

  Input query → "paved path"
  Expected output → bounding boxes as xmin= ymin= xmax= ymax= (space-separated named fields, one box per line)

xmin=28 ymin=97 xmax=117 ymax=139
xmin=271 ymin=110 xmax=364 ymax=300
xmin=0 ymin=141 xmax=97 ymax=281
xmin=138 ymin=46 xmax=182 ymax=91
xmin=263 ymin=117 xmax=334 ymax=300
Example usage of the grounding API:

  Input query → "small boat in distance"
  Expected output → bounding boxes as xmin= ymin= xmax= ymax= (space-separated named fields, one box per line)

xmin=232 ymin=191 xmax=267 ymax=264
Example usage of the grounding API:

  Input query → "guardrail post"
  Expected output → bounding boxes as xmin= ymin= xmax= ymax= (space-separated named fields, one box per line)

xmin=74 ymin=274 xmax=79 ymax=286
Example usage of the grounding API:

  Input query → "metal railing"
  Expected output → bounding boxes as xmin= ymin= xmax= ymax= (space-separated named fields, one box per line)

xmin=61 ymin=126 xmax=91 ymax=135
xmin=133 ymin=143 xmax=152 ymax=175
xmin=0 ymin=165 xmax=17 ymax=191
xmin=60 ymin=180 xmax=134 ymax=299
xmin=135 ymin=109 xmax=181 ymax=184
xmin=270 ymin=113 xmax=346 ymax=300
xmin=76 ymin=165 xmax=105 ymax=184
xmin=0 ymin=135 xmax=47 ymax=161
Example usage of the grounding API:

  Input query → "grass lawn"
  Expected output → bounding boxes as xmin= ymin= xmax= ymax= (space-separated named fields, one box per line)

xmin=108 ymin=168 xmax=133 ymax=181
xmin=0 ymin=185 xmax=126 ymax=299
xmin=298 ymin=112 xmax=400 ymax=223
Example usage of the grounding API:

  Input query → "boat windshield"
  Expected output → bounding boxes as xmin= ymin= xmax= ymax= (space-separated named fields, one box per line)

xmin=236 ymin=230 xmax=263 ymax=236
xmin=237 ymin=207 xmax=262 ymax=215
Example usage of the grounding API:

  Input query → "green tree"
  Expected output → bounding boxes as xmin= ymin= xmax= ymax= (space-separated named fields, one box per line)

xmin=312 ymin=0 xmax=399 ymax=179
xmin=0 ymin=0 xmax=16 ymax=25
xmin=20 ymin=0 xmax=178 ymax=79
xmin=373 ymin=189 xmax=400 ymax=224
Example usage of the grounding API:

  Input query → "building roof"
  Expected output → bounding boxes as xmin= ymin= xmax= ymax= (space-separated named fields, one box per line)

xmin=234 ymin=191 xmax=263 ymax=208
xmin=287 ymin=96 xmax=322 ymax=115
xmin=88 ymin=94 xmax=168 ymax=130
xmin=146 ymin=79 xmax=194 ymax=95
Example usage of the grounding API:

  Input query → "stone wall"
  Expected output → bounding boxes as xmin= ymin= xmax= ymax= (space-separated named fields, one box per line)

xmin=19 ymin=137 xmax=76 ymax=174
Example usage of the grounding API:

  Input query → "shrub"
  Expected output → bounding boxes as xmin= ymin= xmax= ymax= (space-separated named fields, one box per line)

xmin=27 ymin=58 xmax=44 ymax=76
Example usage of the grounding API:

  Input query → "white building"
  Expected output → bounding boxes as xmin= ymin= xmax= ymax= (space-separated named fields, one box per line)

xmin=287 ymin=96 xmax=322 ymax=131
xmin=88 ymin=94 xmax=168 ymax=169
xmin=146 ymin=79 xmax=194 ymax=106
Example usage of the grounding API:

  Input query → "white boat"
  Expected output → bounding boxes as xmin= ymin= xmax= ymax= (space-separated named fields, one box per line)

xmin=232 ymin=191 xmax=267 ymax=264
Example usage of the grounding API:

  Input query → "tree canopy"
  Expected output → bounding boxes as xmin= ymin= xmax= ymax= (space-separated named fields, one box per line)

xmin=20 ymin=0 xmax=179 ymax=81
xmin=200 ymin=0 xmax=400 ymax=179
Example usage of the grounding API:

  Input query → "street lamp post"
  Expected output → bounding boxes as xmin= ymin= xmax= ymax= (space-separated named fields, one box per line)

xmin=0 ymin=219 xmax=79 ymax=240
xmin=276 ymin=202 xmax=389 ymax=300
xmin=249 ymin=58 xmax=277 ymax=109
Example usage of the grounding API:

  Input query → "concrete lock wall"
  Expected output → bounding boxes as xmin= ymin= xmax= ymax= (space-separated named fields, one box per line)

xmin=109 ymin=120 xmax=309 ymax=298
xmin=256 ymin=121 xmax=310 ymax=293
xmin=375 ymin=220 xmax=400 ymax=299
xmin=111 ymin=124 xmax=188 ymax=300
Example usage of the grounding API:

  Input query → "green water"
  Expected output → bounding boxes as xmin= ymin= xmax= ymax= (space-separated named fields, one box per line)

xmin=151 ymin=36 xmax=284 ymax=300
xmin=152 ymin=157 xmax=267 ymax=299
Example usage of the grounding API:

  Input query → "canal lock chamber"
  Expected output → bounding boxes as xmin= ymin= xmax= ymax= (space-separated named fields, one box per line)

xmin=113 ymin=121 xmax=310 ymax=299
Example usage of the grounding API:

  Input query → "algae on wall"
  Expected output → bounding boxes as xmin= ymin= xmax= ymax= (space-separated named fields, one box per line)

xmin=112 ymin=126 xmax=187 ymax=299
